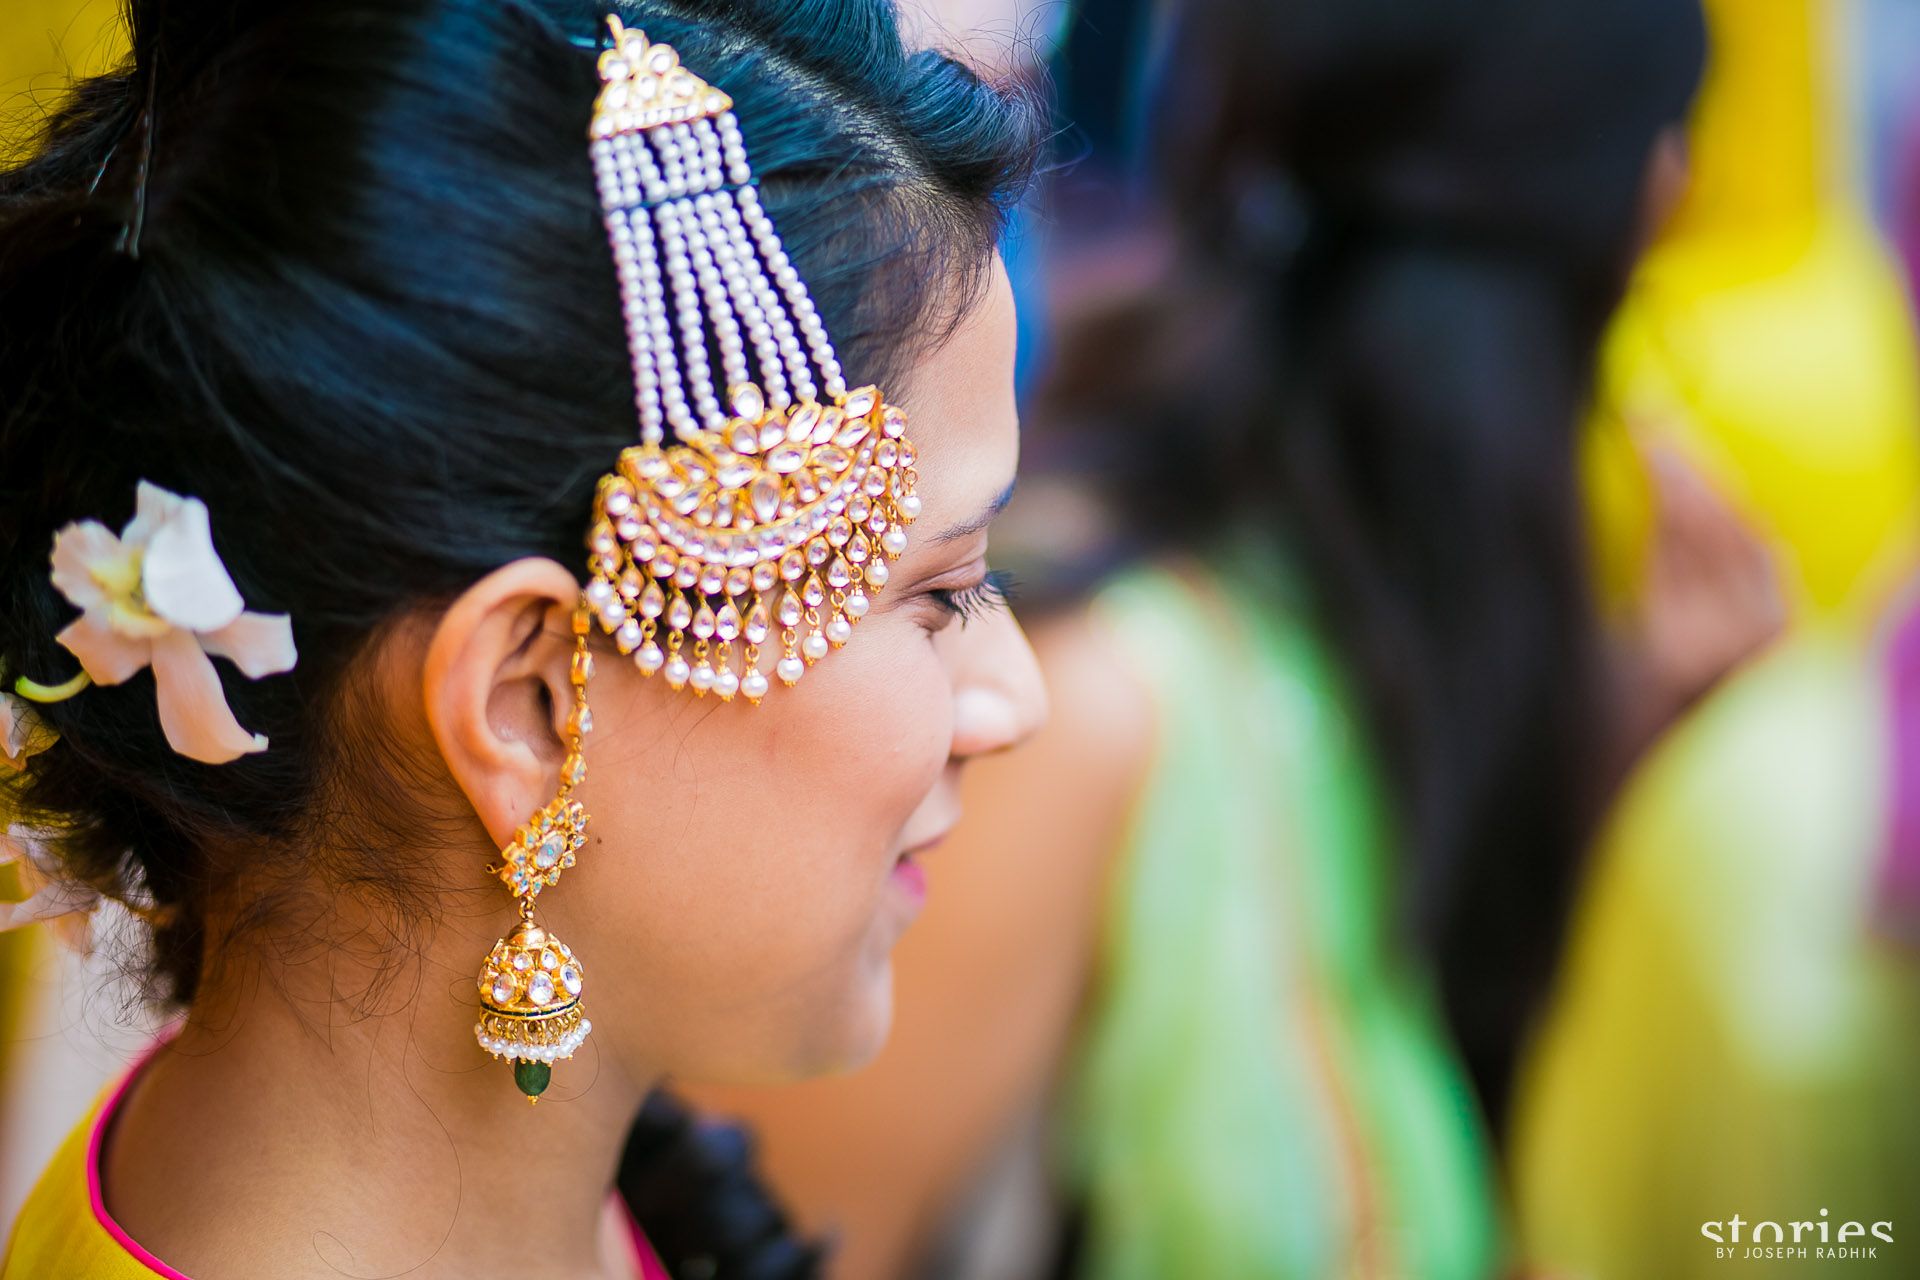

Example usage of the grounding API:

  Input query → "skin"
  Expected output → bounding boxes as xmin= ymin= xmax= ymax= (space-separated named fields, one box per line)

xmin=98 ymin=259 xmax=1045 ymax=1280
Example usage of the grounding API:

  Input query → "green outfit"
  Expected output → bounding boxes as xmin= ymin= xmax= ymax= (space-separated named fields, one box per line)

xmin=1060 ymin=556 xmax=1502 ymax=1279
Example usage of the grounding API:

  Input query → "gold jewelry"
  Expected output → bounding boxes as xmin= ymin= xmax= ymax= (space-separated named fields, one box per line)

xmin=582 ymin=16 xmax=922 ymax=705
xmin=473 ymin=605 xmax=594 ymax=1101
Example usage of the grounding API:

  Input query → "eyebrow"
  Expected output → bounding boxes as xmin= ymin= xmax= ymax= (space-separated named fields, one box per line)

xmin=928 ymin=477 xmax=1018 ymax=545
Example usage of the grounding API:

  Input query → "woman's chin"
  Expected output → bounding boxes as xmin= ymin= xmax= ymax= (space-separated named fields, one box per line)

xmin=808 ymin=962 xmax=897 ymax=1079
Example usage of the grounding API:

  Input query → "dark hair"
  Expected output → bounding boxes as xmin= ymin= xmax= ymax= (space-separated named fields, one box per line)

xmin=0 ymin=0 xmax=1036 ymax=1000
xmin=1039 ymin=0 xmax=1702 ymax=1120
xmin=620 ymin=1088 xmax=825 ymax=1279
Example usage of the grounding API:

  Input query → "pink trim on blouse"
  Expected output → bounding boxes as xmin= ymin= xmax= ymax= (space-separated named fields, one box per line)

xmin=86 ymin=1038 xmax=670 ymax=1280
xmin=86 ymin=1038 xmax=196 ymax=1280
xmin=630 ymin=1212 xmax=672 ymax=1280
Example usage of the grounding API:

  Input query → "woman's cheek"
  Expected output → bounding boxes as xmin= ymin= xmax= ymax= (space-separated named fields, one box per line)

xmin=863 ymin=620 xmax=958 ymax=797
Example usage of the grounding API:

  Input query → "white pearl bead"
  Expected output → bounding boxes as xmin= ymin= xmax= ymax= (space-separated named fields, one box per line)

xmin=898 ymin=494 xmax=922 ymax=519
xmin=690 ymin=664 xmax=714 ymax=693
xmin=882 ymin=528 xmax=908 ymax=556
xmin=715 ymin=668 xmax=740 ymax=699
xmin=826 ymin=617 xmax=852 ymax=645
xmin=802 ymin=632 xmax=830 ymax=661
xmin=776 ymin=655 xmax=806 ymax=685
xmin=664 ymin=656 xmax=690 ymax=688
xmin=741 ymin=670 xmax=769 ymax=700
xmin=636 ymin=644 xmax=664 ymax=675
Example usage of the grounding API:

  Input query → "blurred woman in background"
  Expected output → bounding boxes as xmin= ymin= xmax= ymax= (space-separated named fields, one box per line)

xmin=693 ymin=0 xmax=1781 ymax=1275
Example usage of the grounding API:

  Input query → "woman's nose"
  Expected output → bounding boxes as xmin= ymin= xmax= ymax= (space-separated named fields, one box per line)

xmin=950 ymin=608 xmax=1049 ymax=760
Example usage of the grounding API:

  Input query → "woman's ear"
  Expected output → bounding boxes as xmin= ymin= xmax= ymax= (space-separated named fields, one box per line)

xmin=422 ymin=558 xmax=582 ymax=851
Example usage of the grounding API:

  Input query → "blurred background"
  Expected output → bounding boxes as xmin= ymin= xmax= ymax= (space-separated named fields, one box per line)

xmin=6 ymin=0 xmax=1920 ymax=1276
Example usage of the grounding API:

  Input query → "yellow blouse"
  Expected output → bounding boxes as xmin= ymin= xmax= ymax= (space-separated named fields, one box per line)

xmin=4 ymin=1059 xmax=185 ymax=1279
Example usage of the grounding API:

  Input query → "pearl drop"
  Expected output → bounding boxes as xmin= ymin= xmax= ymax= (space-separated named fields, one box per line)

xmin=826 ymin=617 xmax=852 ymax=645
xmin=899 ymin=494 xmax=923 ymax=519
xmin=690 ymin=664 xmax=715 ymax=693
xmin=715 ymin=668 xmax=740 ymax=699
xmin=776 ymin=655 xmax=806 ymax=685
xmin=882 ymin=528 xmax=909 ymax=556
xmin=742 ymin=670 xmax=769 ymax=700
xmin=802 ymin=632 xmax=830 ymax=661
xmin=664 ymin=656 xmax=690 ymax=689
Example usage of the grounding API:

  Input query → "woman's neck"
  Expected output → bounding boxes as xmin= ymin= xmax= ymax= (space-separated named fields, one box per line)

xmin=101 ymin=940 xmax=653 ymax=1280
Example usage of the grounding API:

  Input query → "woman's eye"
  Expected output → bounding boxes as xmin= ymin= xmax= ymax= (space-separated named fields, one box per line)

xmin=928 ymin=569 xmax=1017 ymax=627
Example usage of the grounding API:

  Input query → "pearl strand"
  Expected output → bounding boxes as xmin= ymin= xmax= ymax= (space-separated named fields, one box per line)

xmin=730 ymin=194 xmax=844 ymax=400
xmin=718 ymin=112 xmax=843 ymax=397
xmin=620 ymin=135 xmax=679 ymax=441
xmin=654 ymin=196 xmax=722 ymax=431
xmin=608 ymin=210 xmax=665 ymax=443
xmin=594 ymin=136 xmax=665 ymax=443
xmin=615 ymin=134 xmax=695 ymax=438
xmin=598 ymin=99 xmax=865 ymax=448
xmin=708 ymin=193 xmax=793 ymax=409
xmin=715 ymin=189 xmax=815 ymax=405
xmin=625 ymin=127 xmax=667 ymax=204
xmin=683 ymin=119 xmax=723 ymax=193
xmin=683 ymin=193 xmax=752 ymax=395
xmin=690 ymin=118 xmax=799 ymax=408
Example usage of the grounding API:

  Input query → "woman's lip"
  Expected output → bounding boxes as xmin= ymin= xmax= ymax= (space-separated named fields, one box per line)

xmin=890 ymin=856 xmax=928 ymax=905
xmin=888 ymin=829 xmax=948 ymax=910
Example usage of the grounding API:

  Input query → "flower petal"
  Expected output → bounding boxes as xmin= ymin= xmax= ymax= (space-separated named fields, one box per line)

xmin=2 ymin=692 xmax=30 ymax=760
xmin=48 ymin=521 xmax=131 ymax=614
xmin=0 ymin=692 xmax=56 ymax=769
xmin=150 ymin=628 xmax=266 ymax=764
xmin=57 ymin=614 xmax=154 ymax=685
xmin=0 ymin=826 xmax=97 ymax=935
xmin=200 ymin=611 xmax=298 ymax=679
xmin=122 ymin=480 xmax=188 ymax=549
xmin=0 ymin=883 xmax=99 ymax=933
xmin=142 ymin=494 xmax=245 ymax=632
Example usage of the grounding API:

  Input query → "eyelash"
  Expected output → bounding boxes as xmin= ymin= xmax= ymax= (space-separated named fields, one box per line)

xmin=929 ymin=569 xmax=1017 ymax=626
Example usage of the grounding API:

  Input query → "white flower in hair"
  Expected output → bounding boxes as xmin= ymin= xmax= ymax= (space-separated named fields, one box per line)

xmin=47 ymin=481 xmax=297 ymax=765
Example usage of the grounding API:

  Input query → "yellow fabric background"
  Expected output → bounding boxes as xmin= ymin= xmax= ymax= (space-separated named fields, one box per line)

xmin=0 ymin=0 xmax=125 ymax=164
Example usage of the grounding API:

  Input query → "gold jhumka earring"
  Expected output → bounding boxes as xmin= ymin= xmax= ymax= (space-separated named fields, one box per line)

xmin=474 ymin=607 xmax=594 ymax=1101
xmin=473 ymin=15 xmax=923 ymax=1099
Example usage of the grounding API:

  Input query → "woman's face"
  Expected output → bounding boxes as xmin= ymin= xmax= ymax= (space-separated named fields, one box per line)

xmin=550 ymin=258 xmax=1044 ymax=1085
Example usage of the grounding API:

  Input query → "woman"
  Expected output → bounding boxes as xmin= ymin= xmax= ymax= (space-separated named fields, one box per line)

xmin=0 ymin=0 xmax=1044 ymax=1276
xmin=693 ymin=0 xmax=1745 ymax=1275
